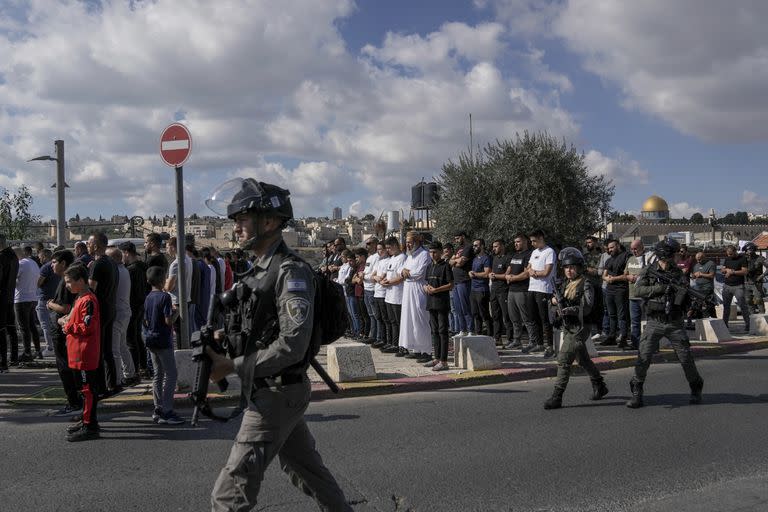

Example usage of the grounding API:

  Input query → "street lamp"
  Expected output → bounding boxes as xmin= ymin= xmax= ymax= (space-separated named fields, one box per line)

xmin=28 ymin=140 xmax=66 ymax=246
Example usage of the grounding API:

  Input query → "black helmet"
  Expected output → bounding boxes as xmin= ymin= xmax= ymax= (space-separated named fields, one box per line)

xmin=205 ymin=178 xmax=293 ymax=220
xmin=743 ymin=242 xmax=757 ymax=252
xmin=558 ymin=247 xmax=585 ymax=267
xmin=654 ymin=238 xmax=679 ymax=260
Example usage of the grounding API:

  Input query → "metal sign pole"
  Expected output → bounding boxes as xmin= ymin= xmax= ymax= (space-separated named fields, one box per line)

xmin=54 ymin=140 xmax=66 ymax=247
xmin=175 ymin=165 xmax=189 ymax=349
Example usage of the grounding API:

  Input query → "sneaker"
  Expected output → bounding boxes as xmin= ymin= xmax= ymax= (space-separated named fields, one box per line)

xmin=36 ymin=351 xmax=44 ymax=360
xmin=42 ymin=348 xmax=56 ymax=358
xmin=457 ymin=331 xmax=468 ymax=337
xmin=432 ymin=362 xmax=449 ymax=371
xmin=66 ymin=420 xmax=83 ymax=434
xmin=415 ymin=353 xmax=433 ymax=363
xmin=152 ymin=407 xmax=163 ymax=424
xmin=54 ymin=404 xmax=83 ymax=418
xmin=123 ymin=375 xmax=141 ymax=387
xmin=18 ymin=353 xmax=34 ymax=363
xmin=394 ymin=347 xmax=408 ymax=357
xmin=67 ymin=425 xmax=100 ymax=442
xmin=423 ymin=359 xmax=439 ymax=368
xmin=543 ymin=347 xmax=555 ymax=358
xmin=0 ymin=364 xmax=8 ymax=373
xmin=529 ymin=344 xmax=545 ymax=353
xmin=158 ymin=411 xmax=185 ymax=425
xmin=404 ymin=351 xmax=419 ymax=359
xmin=467 ymin=331 xmax=476 ymax=336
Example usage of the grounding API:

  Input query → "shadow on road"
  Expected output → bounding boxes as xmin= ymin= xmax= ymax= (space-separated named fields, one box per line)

xmin=305 ymin=413 xmax=359 ymax=422
xmin=431 ymin=388 xmax=528 ymax=395
xmin=564 ymin=393 xmax=768 ymax=409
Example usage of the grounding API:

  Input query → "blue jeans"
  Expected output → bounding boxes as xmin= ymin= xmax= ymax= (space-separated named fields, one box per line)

xmin=345 ymin=295 xmax=360 ymax=335
xmin=448 ymin=289 xmax=457 ymax=332
xmin=36 ymin=298 xmax=54 ymax=351
xmin=629 ymin=299 xmax=643 ymax=346
xmin=363 ymin=290 xmax=377 ymax=340
xmin=453 ymin=281 xmax=473 ymax=332
xmin=148 ymin=346 xmax=177 ymax=414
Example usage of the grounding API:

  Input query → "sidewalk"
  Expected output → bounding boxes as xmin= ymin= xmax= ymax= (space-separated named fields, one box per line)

xmin=4 ymin=319 xmax=768 ymax=412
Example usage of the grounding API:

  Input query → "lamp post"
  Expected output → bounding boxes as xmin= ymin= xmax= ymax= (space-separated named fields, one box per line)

xmin=28 ymin=140 xmax=66 ymax=246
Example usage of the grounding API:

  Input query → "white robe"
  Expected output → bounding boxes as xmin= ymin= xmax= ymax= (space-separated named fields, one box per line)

xmin=399 ymin=246 xmax=433 ymax=353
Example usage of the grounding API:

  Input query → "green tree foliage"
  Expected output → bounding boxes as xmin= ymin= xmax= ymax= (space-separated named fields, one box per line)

xmin=433 ymin=132 xmax=614 ymax=247
xmin=690 ymin=212 xmax=704 ymax=223
xmin=0 ymin=185 xmax=42 ymax=240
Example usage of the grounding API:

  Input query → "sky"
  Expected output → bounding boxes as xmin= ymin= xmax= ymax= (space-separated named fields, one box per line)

xmin=1 ymin=0 xmax=767 ymax=222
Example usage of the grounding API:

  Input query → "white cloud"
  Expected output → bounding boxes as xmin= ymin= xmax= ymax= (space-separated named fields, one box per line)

xmin=669 ymin=202 xmax=703 ymax=219
xmin=348 ymin=200 xmax=362 ymax=217
xmin=741 ymin=190 xmax=768 ymax=213
xmin=0 ymin=0 xmax=580 ymax=221
xmin=584 ymin=150 xmax=649 ymax=186
xmin=553 ymin=1 xmax=768 ymax=141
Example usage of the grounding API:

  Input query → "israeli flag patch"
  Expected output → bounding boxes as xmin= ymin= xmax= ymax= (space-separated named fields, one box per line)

xmin=287 ymin=279 xmax=308 ymax=292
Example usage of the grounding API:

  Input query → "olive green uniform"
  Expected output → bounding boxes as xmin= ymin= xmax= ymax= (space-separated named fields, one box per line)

xmin=745 ymin=254 xmax=766 ymax=314
xmin=632 ymin=263 xmax=702 ymax=386
xmin=552 ymin=278 xmax=604 ymax=392
xmin=211 ymin=239 xmax=351 ymax=511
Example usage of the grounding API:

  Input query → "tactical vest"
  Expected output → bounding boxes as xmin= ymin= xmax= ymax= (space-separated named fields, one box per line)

xmin=643 ymin=263 xmax=688 ymax=316
xmin=228 ymin=241 xmax=309 ymax=373
xmin=559 ymin=278 xmax=589 ymax=330
xmin=746 ymin=256 xmax=764 ymax=282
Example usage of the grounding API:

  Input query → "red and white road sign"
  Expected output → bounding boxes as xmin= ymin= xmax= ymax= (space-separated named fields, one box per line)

xmin=159 ymin=123 xmax=192 ymax=167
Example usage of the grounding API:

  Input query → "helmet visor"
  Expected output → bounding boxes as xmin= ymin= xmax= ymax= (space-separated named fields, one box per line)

xmin=205 ymin=178 xmax=265 ymax=217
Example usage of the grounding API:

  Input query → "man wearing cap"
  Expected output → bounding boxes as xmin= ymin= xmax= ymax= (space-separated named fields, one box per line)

xmin=448 ymin=231 xmax=474 ymax=335
xmin=204 ymin=177 xmax=352 ymax=511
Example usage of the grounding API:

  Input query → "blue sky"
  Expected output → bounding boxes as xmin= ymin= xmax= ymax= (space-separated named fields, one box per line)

xmin=1 ymin=0 xmax=766 ymax=221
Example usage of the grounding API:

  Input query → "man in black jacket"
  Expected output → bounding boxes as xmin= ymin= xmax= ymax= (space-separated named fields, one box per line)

xmin=120 ymin=241 xmax=149 ymax=378
xmin=0 ymin=234 xmax=19 ymax=371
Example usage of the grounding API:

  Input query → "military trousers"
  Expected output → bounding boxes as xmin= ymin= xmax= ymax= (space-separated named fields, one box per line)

xmin=211 ymin=378 xmax=352 ymax=511
xmin=553 ymin=327 xmax=602 ymax=392
xmin=633 ymin=317 xmax=701 ymax=385
xmin=745 ymin=282 xmax=765 ymax=314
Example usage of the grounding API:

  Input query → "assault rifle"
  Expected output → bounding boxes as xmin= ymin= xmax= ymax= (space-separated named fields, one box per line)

xmin=550 ymin=280 xmax=583 ymax=335
xmin=646 ymin=266 xmax=710 ymax=316
xmin=190 ymin=286 xmax=340 ymax=427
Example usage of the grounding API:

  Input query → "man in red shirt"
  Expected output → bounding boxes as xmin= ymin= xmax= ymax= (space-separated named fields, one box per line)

xmin=59 ymin=264 xmax=101 ymax=442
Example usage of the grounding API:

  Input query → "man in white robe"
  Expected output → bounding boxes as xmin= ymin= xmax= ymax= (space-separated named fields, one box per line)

xmin=399 ymin=231 xmax=433 ymax=360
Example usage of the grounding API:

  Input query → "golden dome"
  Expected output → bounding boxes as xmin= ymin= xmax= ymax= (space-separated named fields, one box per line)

xmin=641 ymin=195 xmax=669 ymax=212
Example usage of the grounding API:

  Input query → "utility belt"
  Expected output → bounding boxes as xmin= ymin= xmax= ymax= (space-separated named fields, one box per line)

xmin=253 ymin=372 xmax=305 ymax=390
xmin=647 ymin=312 xmax=683 ymax=322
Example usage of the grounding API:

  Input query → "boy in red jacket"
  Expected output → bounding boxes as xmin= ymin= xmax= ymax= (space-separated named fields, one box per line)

xmin=58 ymin=264 xmax=101 ymax=442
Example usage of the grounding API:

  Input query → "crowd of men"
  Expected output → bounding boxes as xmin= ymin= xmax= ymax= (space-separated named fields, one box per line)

xmin=318 ymin=231 xmax=767 ymax=369
xmin=0 ymin=231 xmax=254 ymax=418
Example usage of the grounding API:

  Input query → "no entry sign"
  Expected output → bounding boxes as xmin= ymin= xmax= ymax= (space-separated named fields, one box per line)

xmin=160 ymin=123 xmax=192 ymax=167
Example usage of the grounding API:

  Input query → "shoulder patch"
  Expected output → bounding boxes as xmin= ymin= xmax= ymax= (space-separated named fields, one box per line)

xmin=286 ymin=279 xmax=308 ymax=292
xmin=285 ymin=297 xmax=310 ymax=326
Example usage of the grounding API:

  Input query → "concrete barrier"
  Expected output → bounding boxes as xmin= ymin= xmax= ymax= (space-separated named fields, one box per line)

xmin=174 ymin=349 xmax=195 ymax=391
xmin=326 ymin=343 xmax=376 ymax=382
xmin=453 ymin=335 xmax=500 ymax=369
xmin=695 ymin=318 xmax=734 ymax=343
xmin=715 ymin=304 xmax=739 ymax=319
xmin=749 ymin=314 xmax=768 ymax=336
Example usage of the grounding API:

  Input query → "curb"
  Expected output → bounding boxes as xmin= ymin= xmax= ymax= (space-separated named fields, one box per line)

xmin=11 ymin=338 xmax=768 ymax=413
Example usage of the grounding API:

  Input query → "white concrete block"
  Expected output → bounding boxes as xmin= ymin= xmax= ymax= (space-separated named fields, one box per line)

xmin=455 ymin=335 xmax=499 ymax=369
xmin=174 ymin=349 xmax=195 ymax=391
xmin=749 ymin=314 xmax=768 ymax=336
xmin=696 ymin=318 xmax=734 ymax=343
xmin=465 ymin=338 xmax=502 ymax=371
xmin=326 ymin=343 xmax=376 ymax=382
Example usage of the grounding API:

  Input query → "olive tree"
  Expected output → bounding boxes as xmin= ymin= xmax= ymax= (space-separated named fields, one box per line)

xmin=433 ymin=131 xmax=614 ymax=248
xmin=0 ymin=185 xmax=42 ymax=240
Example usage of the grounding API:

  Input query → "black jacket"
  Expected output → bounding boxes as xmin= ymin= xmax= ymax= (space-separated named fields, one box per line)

xmin=0 ymin=247 xmax=19 ymax=304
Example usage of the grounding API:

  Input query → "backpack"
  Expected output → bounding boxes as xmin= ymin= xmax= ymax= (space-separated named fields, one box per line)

xmin=309 ymin=271 xmax=349 ymax=355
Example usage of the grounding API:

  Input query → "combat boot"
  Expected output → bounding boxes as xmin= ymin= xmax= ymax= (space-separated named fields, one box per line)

xmin=689 ymin=377 xmax=704 ymax=405
xmin=543 ymin=388 xmax=564 ymax=410
xmin=590 ymin=378 xmax=608 ymax=400
xmin=626 ymin=378 xmax=643 ymax=408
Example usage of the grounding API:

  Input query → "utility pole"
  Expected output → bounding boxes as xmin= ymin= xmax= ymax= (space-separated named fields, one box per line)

xmin=54 ymin=140 xmax=66 ymax=246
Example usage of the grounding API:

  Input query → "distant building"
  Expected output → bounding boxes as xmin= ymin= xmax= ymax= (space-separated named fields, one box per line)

xmin=332 ymin=207 xmax=342 ymax=220
xmin=640 ymin=195 xmax=670 ymax=222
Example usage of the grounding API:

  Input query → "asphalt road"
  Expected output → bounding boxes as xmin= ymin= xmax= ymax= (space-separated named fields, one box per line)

xmin=2 ymin=349 xmax=768 ymax=512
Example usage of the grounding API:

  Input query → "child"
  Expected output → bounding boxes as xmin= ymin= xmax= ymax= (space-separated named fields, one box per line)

xmin=59 ymin=264 xmax=101 ymax=442
xmin=143 ymin=267 xmax=184 ymax=425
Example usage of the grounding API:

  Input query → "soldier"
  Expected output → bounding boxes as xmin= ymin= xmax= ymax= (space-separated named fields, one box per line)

xmin=626 ymin=238 xmax=704 ymax=409
xmin=743 ymin=242 xmax=766 ymax=314
xmin=543 ymin=248 xmax=608 ymax=409
xmin=582 ymin=236 xmax=604 ymax=337
xmin=203 ymin=178 xmax=352 ymax=511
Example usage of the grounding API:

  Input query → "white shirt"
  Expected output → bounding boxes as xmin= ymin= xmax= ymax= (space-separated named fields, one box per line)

xmin=15 ymin=258 xmax=40 ymax=303
xmin=384 ymin=253 xmax=407 ymax=305
xmin=168 ymin=255 xmax=193 ymax=305
xmin=336 ymin=262 xmax=353 ymax=297
xmin=363 ymin=253 xmax=380 ymax=292
xmin=528 ymin=246 xmax=556 ymax=294
xmin=115 ymin=263 xmax=131 ymax=315
xmin=373 ymin=256 xmax=390 ymax=298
